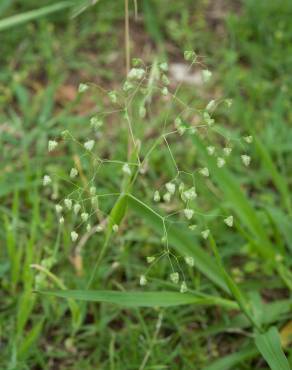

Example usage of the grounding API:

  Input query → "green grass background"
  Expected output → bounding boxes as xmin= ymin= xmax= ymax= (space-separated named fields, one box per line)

xmin=0 ymin=0 xmax=292 ymax=369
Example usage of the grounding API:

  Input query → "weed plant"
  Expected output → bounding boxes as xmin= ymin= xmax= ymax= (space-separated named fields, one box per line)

xmin=38 ymin=53 xmax=291 ymax=370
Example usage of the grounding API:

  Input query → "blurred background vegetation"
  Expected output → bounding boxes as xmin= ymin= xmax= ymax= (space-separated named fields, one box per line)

xmin=0 ymin=0 xmax=292 ymax=369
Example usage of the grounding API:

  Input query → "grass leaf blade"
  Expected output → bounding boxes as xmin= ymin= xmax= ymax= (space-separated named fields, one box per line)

xmin=255 ymin=326 xmax=291 ymax=370
xmin=39 ymin=289 xmax=236 ymax=308
xmin=0 ymin=2 xmax=72 ymax=31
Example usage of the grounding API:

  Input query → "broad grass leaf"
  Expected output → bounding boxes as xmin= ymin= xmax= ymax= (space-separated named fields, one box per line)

xmin=0 ymin=2 xmax=72 ymax=31
xmin=39 ymin=290 xmax=236 ymax=309
xmin=255 ymin=326 xmax=291 ymax=370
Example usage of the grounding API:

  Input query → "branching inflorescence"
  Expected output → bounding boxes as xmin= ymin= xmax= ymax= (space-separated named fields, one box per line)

xmin=41 ymin=51 xmax=253 ymax=293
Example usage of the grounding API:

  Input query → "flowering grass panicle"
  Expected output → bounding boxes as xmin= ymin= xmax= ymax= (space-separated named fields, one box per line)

xmin=42 ymin=52 xmax=254 ymax=293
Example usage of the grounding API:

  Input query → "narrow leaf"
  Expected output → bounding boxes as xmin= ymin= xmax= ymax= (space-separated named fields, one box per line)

xmin=254 ymin=135 xmax=291 ymax=215
xmin=208 ymin=234 xmax=260 ymax=330
xmin=0 ymin=2 xmax=72 ymax=31
xmin=39 ymin=290 xmax=237 ymax=309
xmin=203 ymin=344 xmax=257 ymax=370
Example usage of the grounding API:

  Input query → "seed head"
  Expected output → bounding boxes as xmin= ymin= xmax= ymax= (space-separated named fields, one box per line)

xmin=71 ymin=231 xmax=78 ymax=242
xmin=179 ymin=182 xmax=185 ymax=193
xmin=43 ymin=175 xmax=52 ymax=186
xmin=244 ymin=136 xmax=253 ymax=144
xmin=199 ymin=167 xmax=209 ymax=177
xmin=161 ymin=74 xmax=170 ymax=85
xmin=48 ymin=140 xmax=58 ymax=152
xmin=146 ymin=256 xmax=156 ymax=264
xmin=223 ymin=147 xmax=232 ymax=156
xmin=122 ymin=163 xmax=131 ymax=176
xmin=201 ymin=229 xmax=210 ymax=240
xmin=139 ymin=275 xmax=147 ymax=286
xmin=74 ymin=203 xmax=81 ymax=215
xmin=91 ymin=196 xmax=99 ymax=207
xmin=90 ymin=117 xmax=103 ymax=129
xmin=96 ymin=224 xmax=104 ymax=233
xmin=177 ymin=125 xmax=187 ymax=135
xmin=163 ymin=192 xmax=171 ymax=202
xmin=241 ymin=155 xmax=251 ymax=166
xmin=203 ymin=111 xmax=214 ymax=126
xmin=184 ymin=50 xmax=196 ymax=62
xmin=206 ymin=99 xmax=216 ymax=112
xmin=108 ymin=91 xmax=118 ymax=103
xmin=184 ymin=208 xmax=194 ymax=220
xmin=112 ymin=224 xmax=119 ymax=232
xmin=123 ymin=81 xmax=134 ymax=92
xmin=165 ymin=182 xmax=176 ymax=195
xmin=81 ymin=212 xmax=89 ymax=222
xmin=161 ymin=235 xmax=167 ymax=244
xmin=174 ymin=117 xmax=186 ymax=135
xmin=159 ymin=62 xmax=168 ymax=72
xmin=70 ymin=168 xmax=78 ymax=178
xmin=217 ymin=157 xmax=226 ymax=168
xmin=170 ymin=272 xmax=179 ymax=284
xmin=78 ymin=83 xmax=89 ymax=93
xmin=64 ymin=198 xmax=72 ymax=210
xmin=162 ymin=87 xmax=168 ymax=96
xmin=132 ymin=57 xmax=143 ymax=66
xmin=180 ymin=281 xmax=187 ymax=293
xmin=207 ymin=146 xmax=215 ymax=155
xmin=127 ymin=68 xmax=145 ymax=80
xmin=153 ymin=190 xmax=160 ymax=202
xmin=189 ymin=127 xmax=197 ymax=135
xmin=55 ymin=204 xmax=63 ymax=213
xmin=84 ymin=140 xmax=95 ymax=151
xmin=202 ymin=69 xmax=212 ymax=83
xmin=59 ymin=216 xmax=64 ymax=225
xmin=225 ymin=98 xmax=233 ymax=108
xmin=185 ymin=256 xmax=194 ymax=267
xmin=224 ymin=215 xmax=234 ymax=227
xmin=182 ymin=187 xmax=197 ymax=202
xmin=90 ymin=186 xmax=96 ymax=195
